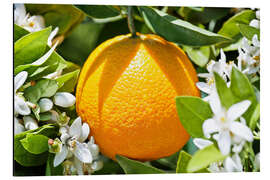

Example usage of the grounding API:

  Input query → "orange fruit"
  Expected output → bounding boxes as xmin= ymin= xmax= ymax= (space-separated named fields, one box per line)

xmin=76 ymin=33 xmax=200 ymax=161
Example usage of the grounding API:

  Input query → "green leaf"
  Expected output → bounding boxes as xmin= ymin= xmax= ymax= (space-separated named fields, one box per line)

xmin=57 ymin=21 xmax=104 ymax=66
xmin=55 ymin=69 xmax=80 ymax=93
xmin=183 ymin=46 xmax=210 ymax=67
xmin=217 ymin=10 xmax=256 ymax=47
xmin=187 ymin=145 xmax=226 ymax=172
xmin=175 ymin=96 xmax=213 ymax=138
xmin=20 ymin=134 xmax=49 ymax=154
xmin=176 ymin=151 xmax=192 ymax=173
xmin=40 ymin=111 xmax=53 ymax=121
xmin=14 ymin=124 xmax=57 ymax=167
xmin=249 ymin=103 xmax=260 ymax=130
xmin=116 ymin=155 xmax=164 ymax=174
xmin=214 ymin=72 xmax=234 ymax=109
xmin=138 ymin=6 xmax=231 ymax=46
xmin=14 ymin=27 xmax=51 ymax=68
xmin=24 ymin=79 xmax=58 ymax=103
xmin=14 ymin=24 xmax=29 ymax=42
xmin=25 ymin=4 xmax=84 ymax=36
xmin=74 ymin=5 xmax=123 ymax=23
xmin=14 ymin=45 xmax=67 ymax=80
xmin=178 ymin=7 xmax=230 ymax=24
xmin=230 ymin=67 xmax=257 ymax=124
xmin=46 ymin=153 xmax=63 ymax=176
xmin=183 ymin=138 xmax=198 ymax=155
xmin=238 ymin=23 xmax=260 ymax=41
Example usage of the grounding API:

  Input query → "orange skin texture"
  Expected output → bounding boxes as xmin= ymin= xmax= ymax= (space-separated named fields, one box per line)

xmin=76 ymin=33 xmax=200 ymax=161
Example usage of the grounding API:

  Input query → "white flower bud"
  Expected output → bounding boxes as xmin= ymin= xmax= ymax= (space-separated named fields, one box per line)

xmin=14 ymin=117 xmax=25 ymax=135
xmin=38 ymin=98 xmax=53 ymax=112
xmin=91 ymin=160 xmax=103 ymax=171
xmin=88 ymin=143 xmax=99 ymax=160
xmin=23 ymin=116 xmax=38 ymax=130
xmin=249 ymin=19 xmax=260 ymax=29
xmin=14 ymin=71 xmax=28 ymax=92
xmin=53 ymin=92 xmax=76 ymax=108
xmin=50 ymin=110 xmax=59 ymax=122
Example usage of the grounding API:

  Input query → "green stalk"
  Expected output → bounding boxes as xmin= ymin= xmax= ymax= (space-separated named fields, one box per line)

xmin=127 ymin=6 xmax=137 ymax=38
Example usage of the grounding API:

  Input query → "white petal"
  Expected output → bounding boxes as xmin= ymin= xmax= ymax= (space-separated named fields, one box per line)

xmin=209 ymin=89 xmax=222 ymax=115
xmin=78 ymin=123 xmax=90 ymax=142
xmin=15 ymin=96 xmax=31 ymax=116
xmin=249 ymin=19 xmax=260 ymax=29
xmin=88 ymin=143 xmax=100 ymax=160
xmin=224 ymin=156 xmax=237 ymax=172
xmin=227 ymin=100 xmax=251 ymax=121
xmin=73 ymin=142 xmax=92 ymax=163
xmin=217 ymin=131 xmax=231 ymax=155
xmin=54 ymin=145 xmax=68 ymax=167
xmin=14 ymin=117 xmax=25 ymax=135
xmin=23 ymin=116 xmax=38 ymax=130
xmin=53 ymin=92 xmax=76 ymax=108
xmin=60 ymin=133 xmax=70 ymax=144
xmin=197 ymin=73 xmax=212 ymax=79
xmin=14 ymin=71 xmax=28 ymax=92
xmin=219 ymin=49 xmax=226 ymax=63
xmin=202 ymin=118 xmax=219 ymax=138
xmin=91 ymin=160 xmax=103 ymax=171
xmin=73 ymin=157 xmax=84 ymax=175
xmin=48 ymin=27 xmax=59 ymax=46
xmin=69 ymin=117 xmax=82 ymax=139
xmin=196 ymin=82 xmax=212 ymax=94
xmin=230 ymin=122 xmax=253 ymax=142
xmin=50 ymin=110 xmax=59 ymax=122
xmin=38 ymin=98 xmax=53 ymax=113
xmin=31 ymin=42 xmax=58 ymax=66
xmin=193 ymin=138 xmax=213 ymax=149
xmin=232 ymin=153 xmax=243 ymax=171
xmin=252 ymin=34 xmax=260 ymax=47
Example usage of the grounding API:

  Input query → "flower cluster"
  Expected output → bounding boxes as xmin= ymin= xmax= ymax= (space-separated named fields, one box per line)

xmin=194 ymin=10 xmax=260 ymax=172
xmin=48 ymin=117 xmax=103 ymax=175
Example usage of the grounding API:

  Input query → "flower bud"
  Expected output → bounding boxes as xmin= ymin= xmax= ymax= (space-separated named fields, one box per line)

xmin=38 ymin=98 xmax=53 ymax=112
xmin=53 ymin=92 xmax=76 ymax=108
xmin=88 ymin=143 xmax=99 ymax=160
xmin=48 ymin=138 xmax=62 ymax=153
xmin=14 ymin=117 xmax=25 ymax=135
xmin=58 ymin=112 xmax=70 ymax=126
xmin=23 ymin=116 xmax=38 ymax=130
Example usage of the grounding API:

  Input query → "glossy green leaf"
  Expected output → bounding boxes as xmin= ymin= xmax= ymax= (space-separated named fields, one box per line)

xmin=20 ymin=134 xmax=49 ymax=154
xmin=238 ymin=23 xmax=260 ymax=41
xmin=14 ymin=27 xmax=51 ymax=68
xmin=25 ymin=4 xmax=84 ymax=36
xmin=214 ymin=72 xmax=235 ymax=109
xmin=14 ymin=124 xmax=57 ymax=167
xmin=39 ymin=111 xmax=53 ymax=121
xmin=24 ymin=79 xmax=58 ymax=103
xmin=138 ymin=6 xmax=231 ymax=46
xmin=178 ymin=7 xmax=230 ymax=24
xmin=249 ymin=103 xmax=260 ymax=130
xmin=116 ymin=155 xmax=164 ymax=174
xmin=14 ymin=24 xmax=29 ymax=42
xmin=183 ymin=46 xmax=210 ymax=67
xmin=176 ymin=151 xmax=192 ymax=173
xmin=217 ymin=10 xmax=256 ymax=47
xmin=175 ymin=96 xmax=213 ymax=138
xmin=55 ymin=69 xmax=80 ymax=93
xmin=57 ymin=21 xmax=104 ymax=66
xmin=74 ymin=5 xmax=123 ymax=23
xmin=187 ymin=145 xmax=226 ymax=172
xmin=230 ymin=67 xmax=257 ymax=124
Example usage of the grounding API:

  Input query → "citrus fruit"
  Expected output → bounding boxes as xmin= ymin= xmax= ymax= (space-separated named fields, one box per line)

xmin=76 ymin=33 xmax=200 ymax=161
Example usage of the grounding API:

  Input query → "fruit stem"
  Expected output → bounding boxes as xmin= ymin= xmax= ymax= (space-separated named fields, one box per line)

xmin=127 ymin=6 xmax=137 ymax=38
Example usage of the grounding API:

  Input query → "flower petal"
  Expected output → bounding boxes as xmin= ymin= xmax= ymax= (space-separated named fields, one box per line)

xmin=202 ymin=118 xmax=219 ymax=138
xmin=69 ymin=117 xmax=82 ymax=139
xmin=230 ymin=121 xmax=253 ymax=142
xmin=209 ymin=89 xmax=222 ymax=115
xmin=217 ymin=131 xmax=231 ymax=155
xmin=53 ymin=92 xmax=76 ymax=108
xmin=88 ymin=143 xmax=100 ymax=160
xmin=196 ymin=82 xmax=212 ymax=94
xmin=224 ymin=156 xmax=237 ymax=172
xmin=14 ymin=117 xmax=25 ymax=135
xmin=78 ymin=123 xmax=90 ymax=142
xmin=197 ymin=73 xmax=212 ymax=79
xmin=91 ymin=160 xmax=103 ymax=171
xmin=227 ymin=100 xmax=251 ymax=121
xmin=38 ymin=98 xmax=53 ymax=113
xmin=73 ymin=142 xmax=92 ymax=163
xmin=15 ymin=96 xmax=31 ymax=116
xmin=14 ymin=71 xmax=28 ymax=92
xmin=48 ymin=27 xmax=59 ymax=46
xmin=232 ymin=153 xmax=243 ymax=171
xmin=73 ymin=157 xmax=84 ymax=175
xmin=193 ymin=138 xmax=213 ymax=149
xmin=54 ymin=145 xmax=68 ymax=167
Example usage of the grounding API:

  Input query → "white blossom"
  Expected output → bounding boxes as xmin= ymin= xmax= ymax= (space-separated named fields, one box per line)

xmin=203 ymin=90 xmax=253 ymax=155
xmin=38 ymin=98 xmax=53 ymax=113
xmin=23 ymin=116 xmax=39 ymax=130
xmin=14 ymin=117 xmax=25 ymax=135
xmin=224 ymin=153 xmax=243 ymax=172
